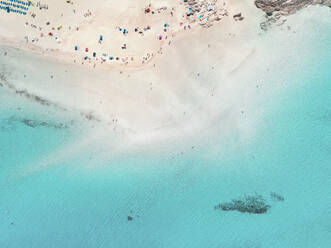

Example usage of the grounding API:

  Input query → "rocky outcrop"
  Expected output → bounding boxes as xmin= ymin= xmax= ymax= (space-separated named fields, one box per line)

xmin=255 ymin=0 xmax=331 ymax=30
xmin=255 ymin=0 xmax=331 ymax=16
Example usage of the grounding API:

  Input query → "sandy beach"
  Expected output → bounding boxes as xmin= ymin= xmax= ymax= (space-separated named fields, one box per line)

xmin=0 ymin=0 xmax=251 ymax=69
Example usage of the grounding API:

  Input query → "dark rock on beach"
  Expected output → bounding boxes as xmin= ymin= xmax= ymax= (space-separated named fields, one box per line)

xmin=233 ymin=13 xmax=244 ymax=21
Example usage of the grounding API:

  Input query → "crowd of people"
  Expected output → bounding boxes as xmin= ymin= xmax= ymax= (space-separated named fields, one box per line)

xmin=16 ymin=0 xmax=230 ymax=69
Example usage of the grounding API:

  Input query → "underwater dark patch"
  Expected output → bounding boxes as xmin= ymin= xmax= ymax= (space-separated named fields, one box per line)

xmin=1 ymin=71 xmax=102 ymax=123
xmin=0 ymin=116 xmax=73 ymax=130
xmin=0 ymin=71 xmax=66 ymax=111
xmin=214 ymin=193 xmax=283 ymax=214
xmin=270 ymin=192 xmax=285 ymax=202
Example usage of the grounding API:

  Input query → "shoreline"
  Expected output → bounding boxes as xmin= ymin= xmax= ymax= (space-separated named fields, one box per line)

xmin=0 ymin=2 xmax=330 ymax=175
xmin=1 ymin=2 xmax=330 ymax=148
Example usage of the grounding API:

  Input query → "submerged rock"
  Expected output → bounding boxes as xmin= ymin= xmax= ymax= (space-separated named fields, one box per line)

xmin=0 ymin=116 xmax=72 ymax=131
xmin=270 ymin=192 xmax=285 ymax=201
xmin=20 ymin=118 xmax=70 ymax=129
xmin=215 ymin=194 xmax=271 ymax=214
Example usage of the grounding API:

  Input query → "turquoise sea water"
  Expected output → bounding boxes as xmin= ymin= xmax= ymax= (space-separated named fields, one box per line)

xmin=1 ymin=8 xmax=330 ymax=248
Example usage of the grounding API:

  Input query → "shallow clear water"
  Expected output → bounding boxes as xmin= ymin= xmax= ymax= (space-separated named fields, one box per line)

xmin=0 ymin=8 xmax=330 ymax=248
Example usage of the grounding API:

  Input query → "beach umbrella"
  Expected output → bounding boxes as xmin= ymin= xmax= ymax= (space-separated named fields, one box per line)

xmin=85 ymin=48 xmax=89 ymax=52
xmin=74 ymin=46 xmax=78 ymax=51
xmin=99 ymin=35 xmax=103 ymax=41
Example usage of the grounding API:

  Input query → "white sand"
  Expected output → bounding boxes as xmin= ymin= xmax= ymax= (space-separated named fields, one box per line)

xmin=0 ymin=0 xmax=242 ymax=68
